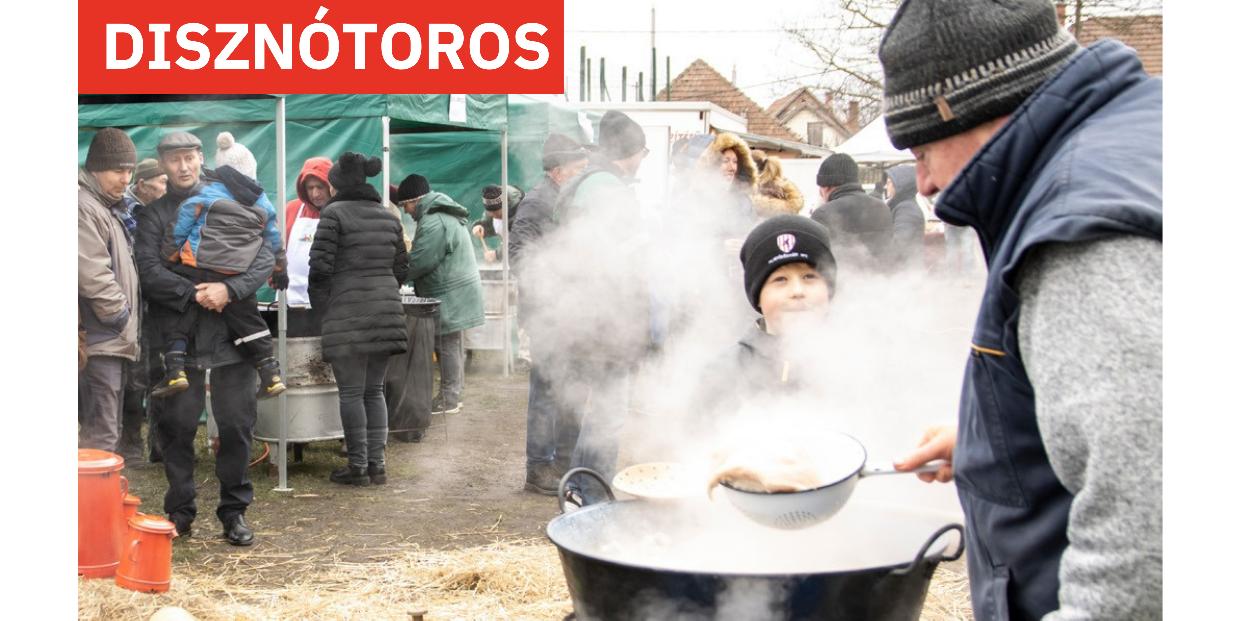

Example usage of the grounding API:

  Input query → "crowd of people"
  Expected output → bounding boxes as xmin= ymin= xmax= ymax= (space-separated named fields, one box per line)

xmin=77 ymin=0 xmax=1160 ymax=617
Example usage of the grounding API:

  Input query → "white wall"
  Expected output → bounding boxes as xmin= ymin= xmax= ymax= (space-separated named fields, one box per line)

xmin=786 ymin=109 xmax=847 ymax=149
xmin=780 ymin=157 xmax=828 ymax=216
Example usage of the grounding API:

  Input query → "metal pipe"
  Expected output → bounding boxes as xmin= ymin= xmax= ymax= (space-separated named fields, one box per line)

xmin=586 ymin=58 xmax=592 ymax=102
xmin=638 ymin=73 xmax=644 ymax=101
xmin=622 ymin=66 xmax=627 ymax=102
xmin=274 ymin=96 xmax=291 ymax=493
xmin=666 ymin=56 xmax=671 ymax=101
xmin=500 ymin=126 xmax=512 ymax=377
xmin=579 ymin=46 xmax=586 ymax=102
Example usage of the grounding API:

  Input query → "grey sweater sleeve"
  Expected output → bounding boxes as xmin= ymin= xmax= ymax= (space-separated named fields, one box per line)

xmin=1016 ymin=236 xmax=1162 ymax=621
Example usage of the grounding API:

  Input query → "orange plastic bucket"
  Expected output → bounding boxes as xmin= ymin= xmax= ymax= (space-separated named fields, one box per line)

xmin=78 ymin=449 xmax=127 ymax=578
xmin=116 ymin=514 xmax=175 ymax=593
xmin=121 ymin=494 xmax=141 ymax=542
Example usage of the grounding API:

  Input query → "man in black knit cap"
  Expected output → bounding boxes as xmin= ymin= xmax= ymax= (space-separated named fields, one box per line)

xmin=884 ymin=1 xmax=1162 ymax=619
xmin=810 ymin=152 xmax=893 ymax=271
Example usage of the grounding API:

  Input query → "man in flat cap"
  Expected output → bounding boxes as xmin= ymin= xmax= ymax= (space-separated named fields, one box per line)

xmin=79 ymin=127 xmax=141 ymax=453
xmin=885 ymin=1 xmax=1162 ymax=619
xmin=134 ymin=131 xmax=275 ymax=546
xmin=117 ymin=156 xmax=168 ymax=462
xmin=509 ymin=133 xmax=590 ymax=495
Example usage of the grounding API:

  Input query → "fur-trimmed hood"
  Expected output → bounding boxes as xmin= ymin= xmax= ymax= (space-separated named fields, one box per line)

xmin=698 ymin=131 xmax=758 ymax=190
xmin=751 ymin=150 xmax=805 ymax=217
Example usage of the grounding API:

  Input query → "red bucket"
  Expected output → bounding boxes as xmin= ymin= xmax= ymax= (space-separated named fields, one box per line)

xmin=78 ymin=449 xmax=127 ymax=578
xmin=116 ymin=514 xmax=176 ymax=593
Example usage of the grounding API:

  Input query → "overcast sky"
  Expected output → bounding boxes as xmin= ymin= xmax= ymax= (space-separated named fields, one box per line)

xmin=564 ymin=0 xmax=844 ymax=108
xmin=562 ymin=0 xmax=1165 ymax=109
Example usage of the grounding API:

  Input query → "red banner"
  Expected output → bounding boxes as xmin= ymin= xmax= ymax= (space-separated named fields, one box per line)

xmin=79 ymin=1 xmax=564 ymax=94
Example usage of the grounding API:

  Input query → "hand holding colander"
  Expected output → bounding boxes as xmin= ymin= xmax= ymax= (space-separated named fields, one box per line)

xmin=711 ymin=432 xmax=948 ymax=530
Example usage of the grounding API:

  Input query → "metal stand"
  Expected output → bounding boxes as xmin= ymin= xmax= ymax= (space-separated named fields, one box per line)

xmin=273 ymin=96 xmax=292 ymax=493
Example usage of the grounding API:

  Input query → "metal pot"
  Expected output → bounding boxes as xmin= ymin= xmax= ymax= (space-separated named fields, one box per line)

xmin=548 ymin=469 xmax=963 ymax=621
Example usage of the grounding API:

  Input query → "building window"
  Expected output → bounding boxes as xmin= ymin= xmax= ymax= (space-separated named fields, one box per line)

xmin=807 ymin=122 xmax=825 ymax=146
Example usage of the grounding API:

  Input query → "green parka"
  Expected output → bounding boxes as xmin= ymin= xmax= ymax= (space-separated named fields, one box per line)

xmin=407 ymin=191 xmax=484 ymax=335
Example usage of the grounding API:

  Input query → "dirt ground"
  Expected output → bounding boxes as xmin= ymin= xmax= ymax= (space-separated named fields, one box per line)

xmin=102 ymin=351 xmax=970 ymax=619
xmin=120 ymin=354 xmax=562 ymax=572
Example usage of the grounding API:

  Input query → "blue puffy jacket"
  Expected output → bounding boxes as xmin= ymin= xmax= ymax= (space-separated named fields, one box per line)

xmin=169 ymin=167 xmax=283 ymax=274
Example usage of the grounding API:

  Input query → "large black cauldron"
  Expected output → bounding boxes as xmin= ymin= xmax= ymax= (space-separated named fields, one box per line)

xmin=547 ymin=469 xmax=963 ymax=621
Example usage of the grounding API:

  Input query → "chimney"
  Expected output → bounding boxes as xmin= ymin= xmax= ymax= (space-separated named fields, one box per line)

xmin=847 ymin=100 xmax=860 ymax=133
xmin=731 ymin=64 xmax=737 ymax=84
xmin=1055 ymin=3 xmax=1067 ymax=26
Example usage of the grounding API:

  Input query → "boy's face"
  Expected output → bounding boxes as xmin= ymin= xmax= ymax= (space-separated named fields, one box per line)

xmin=759 ymin=262 xmax=831 ymax=335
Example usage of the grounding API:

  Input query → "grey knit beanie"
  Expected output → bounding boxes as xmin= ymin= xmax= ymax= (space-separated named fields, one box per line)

xmin=879 ymin=0 xmax=1081 ymax=150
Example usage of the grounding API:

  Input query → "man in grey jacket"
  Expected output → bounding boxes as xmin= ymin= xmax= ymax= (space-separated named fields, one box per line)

xmin=78 ymin=128 xmax=140 ymax=453
xmin=885 ymin=1 xmax=1162 ymax=619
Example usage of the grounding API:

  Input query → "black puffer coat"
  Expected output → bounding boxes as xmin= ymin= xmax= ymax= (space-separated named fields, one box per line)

xmin=810 ymin=182 xmax=893 ymax=270
xmin=307 ymin=185 xmax=410 ymax=362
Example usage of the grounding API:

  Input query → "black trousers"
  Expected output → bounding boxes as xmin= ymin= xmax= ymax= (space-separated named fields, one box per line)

xmin=158 ymin=361 xmax=257 ymax=527
xmin=157 ymin=265 xmax=273 ymax=362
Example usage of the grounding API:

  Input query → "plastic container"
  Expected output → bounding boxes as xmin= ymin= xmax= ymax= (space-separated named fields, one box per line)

xmin=120 ymin=494 xmax=142 ymax=542
xmin=116 ymin=514 xmax=176 ymax=593
xmin=78 ymin=449 xmax=127 ymax=578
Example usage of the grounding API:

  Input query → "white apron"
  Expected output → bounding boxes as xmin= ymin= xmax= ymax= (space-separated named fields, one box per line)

xmin=286 ymin=204 xmax=317 ymax=306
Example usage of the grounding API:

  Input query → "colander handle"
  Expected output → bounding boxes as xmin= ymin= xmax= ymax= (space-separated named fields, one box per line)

xmin=128 ymin=539 xmax=141 ymax=563
xmin=891 ymin=523 xmax=965 ymax=576
xmin=557 ymin=467 xmax=615 ymax=513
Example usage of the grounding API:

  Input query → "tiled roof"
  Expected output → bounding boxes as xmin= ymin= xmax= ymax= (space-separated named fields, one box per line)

xmin=1073 ymin=14 xmax=1162 ymax=75
xmin=656 ymin=59 xmax=803 ymax=142
xmin=766 ymin=87 xmax=853 ymax=139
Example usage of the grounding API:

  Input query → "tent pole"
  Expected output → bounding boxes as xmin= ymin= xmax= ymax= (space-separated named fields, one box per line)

xmin=274 ymin=96 xmax=292 ymax=493
xmin=500 ymin=125 xmax=512 ymax=378
xmin=382 ymin=116 xmax=391 ymax=209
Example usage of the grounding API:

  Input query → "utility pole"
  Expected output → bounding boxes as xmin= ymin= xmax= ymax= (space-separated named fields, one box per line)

xmin=578 ymin=46 xmax=586 ymax=102
xmin=622 ymin=66 xmax=628 ymax=102
xmin=600 ymin=57 xmax=608 ymax=101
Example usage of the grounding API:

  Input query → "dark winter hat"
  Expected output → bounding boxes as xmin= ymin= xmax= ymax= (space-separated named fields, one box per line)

xmin=542 ymin=133 xmax=588 ymax=170
xmin=481 ymin=184 xmax=523 ymax=212
xmin=597 ymin=110 xmax=647 ymax=160
xmin=816 ymin=153 xmax=859 ymax=188
xmin=879 ymin=0 xmax=1081 ymax=150
xmin=85 ymin=128 xmax=137 ymax=172
xmin=740 ymin=215 xmax=837 ymax=311
xmin=396 ymin=173 xmax=431 ymax=202
xmin=329 ymin=151 xmax=382 ymax=191
xmin=132 ymin=158 xmax=163 ymax=183
xmin=156 ymin=131 xmax=203 ymax=155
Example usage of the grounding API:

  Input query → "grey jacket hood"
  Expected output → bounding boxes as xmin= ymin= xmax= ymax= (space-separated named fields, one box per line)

xmin=887 ymin=164 xmax=918 ymax=204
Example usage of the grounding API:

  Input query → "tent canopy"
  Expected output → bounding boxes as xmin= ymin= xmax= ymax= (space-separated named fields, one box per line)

xmin=78 ymin=95 xmax=506 ymax=200
xmin=834 ymin=118 xmax=914 ymax=164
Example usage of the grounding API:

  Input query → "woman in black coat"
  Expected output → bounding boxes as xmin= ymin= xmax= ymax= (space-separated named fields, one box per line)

xmin=308 ymin=152 xmax=409 ymax=486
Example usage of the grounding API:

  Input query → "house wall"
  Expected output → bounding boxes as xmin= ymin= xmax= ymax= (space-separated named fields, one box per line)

xmin=785 ymin=109 xmax=848 ymax=148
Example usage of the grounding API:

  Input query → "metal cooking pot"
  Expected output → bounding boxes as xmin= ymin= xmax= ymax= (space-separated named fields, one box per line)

xmin=548 ymin=468 xmax=963 ymax=621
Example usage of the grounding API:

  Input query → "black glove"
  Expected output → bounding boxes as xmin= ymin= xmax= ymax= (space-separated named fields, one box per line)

xmin=270 ymin=270 xmax=290 ymax=291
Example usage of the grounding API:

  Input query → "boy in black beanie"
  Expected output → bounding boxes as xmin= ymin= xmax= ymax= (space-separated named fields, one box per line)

xmin=695 ymin=215 xmax=838 ymax=418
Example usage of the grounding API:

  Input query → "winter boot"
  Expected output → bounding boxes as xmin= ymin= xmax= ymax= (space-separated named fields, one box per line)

xmin=367 ymin=462 xmax=387 ymax=485
xmin=150 ymin=352 xmax=190 ymax=399
xmin=329 ymin=464 xmax=370 ymax=486
xmin=525 ymin=462 xmax=561 ymax=496
xmin=255 ymin=357 xmax=287 ymax=400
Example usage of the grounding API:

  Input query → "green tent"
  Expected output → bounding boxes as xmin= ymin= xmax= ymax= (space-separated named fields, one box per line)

xmin=78 ymin=94 xmax=506 ymax=201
